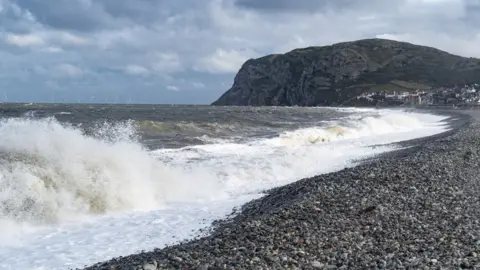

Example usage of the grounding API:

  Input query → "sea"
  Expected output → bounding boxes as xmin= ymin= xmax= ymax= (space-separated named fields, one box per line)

xmin=0 ymin=103 xmax=450 ymax=270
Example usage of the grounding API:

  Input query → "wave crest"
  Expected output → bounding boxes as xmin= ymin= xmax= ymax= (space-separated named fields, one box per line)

xmin=0 ymin=118 xmax=170 ymax=224
xmin=270 ymin=112 xmax=432 ymax=147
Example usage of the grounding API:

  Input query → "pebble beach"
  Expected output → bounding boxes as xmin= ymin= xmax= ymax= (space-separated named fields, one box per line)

xmin=82 ymin=110 xmax=480 ymax=270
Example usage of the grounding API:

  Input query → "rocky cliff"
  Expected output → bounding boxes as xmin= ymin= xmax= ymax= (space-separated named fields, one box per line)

xmin=211 ymin=39 xmax=480 ymax=106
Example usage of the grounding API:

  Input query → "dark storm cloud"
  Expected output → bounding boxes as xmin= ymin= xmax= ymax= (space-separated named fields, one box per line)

xmin=13 ymin=0 xmax=109 ymax=32
xmin=233 ymin=0 xmax=392 ymax=12
xmin=101 ymin=0 xmax=201 ymax=20
xmin=463 ymin=1 xmax=480 ymax=27
xmin=0 ymin=1 xmax=37 ymax=32
xmin=12 ymin=0 xmax=208 ymax=32
xmin=235 ymin=0 xmax=323 ymax=11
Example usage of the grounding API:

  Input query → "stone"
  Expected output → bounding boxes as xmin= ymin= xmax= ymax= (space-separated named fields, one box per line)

xmin=142 ymin=263 xmax=157 ymax=270
xmin=311 ymin=261 xmax=325 ymax=269
xmin=171 ymin=256 xmax=183 ymax=263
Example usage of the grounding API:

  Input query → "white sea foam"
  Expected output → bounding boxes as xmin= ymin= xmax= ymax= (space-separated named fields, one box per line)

xmin=267 ymin=111 xmax=439 ymax=147
xmin=156 ymin=111 xmax=449 ymax=193
xmin=0 ymin=118 xmax=225 ymax=228
xmin=329 ymin=107 xmax=379 ymax=113
xmin=0 ymin=109 xmax=451 ymax=270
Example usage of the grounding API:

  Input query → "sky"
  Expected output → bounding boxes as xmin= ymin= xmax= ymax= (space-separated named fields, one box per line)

xmin=1 ymin=0 xmax=480 ymax=104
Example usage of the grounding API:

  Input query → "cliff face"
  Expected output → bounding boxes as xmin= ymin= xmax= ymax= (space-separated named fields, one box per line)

xmin=212 ymin=39 xmax=480 ymax=106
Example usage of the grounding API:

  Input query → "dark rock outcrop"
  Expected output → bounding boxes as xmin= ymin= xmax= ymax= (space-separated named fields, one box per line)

xmin=212 ymin=38 xmax=480 ymax=106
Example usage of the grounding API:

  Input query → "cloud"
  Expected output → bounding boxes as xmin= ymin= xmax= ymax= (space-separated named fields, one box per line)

xmin=192 ymin=82 xmax=205 ymax=89
xmin=0 ymin=0 xmax=479 ymax=104
xmin=42 ymin=46 xmax=63 ymax=53
xmin=57 ymin=32 xmax=89 ymax=45
xmin=166 ymin=85 xmax=180 ymax=91
xmin=196 ymin=48 xmax=254 ymax=73
xmin=14 ymin=0 xmax=110 ymax=32
xmin=4 ymin=30 xmax=88 ymax=51
xmin=52 ymin=64 xmax=84 ymax=78
xmin=6 ymin=33 xmax=44 ymax=46
xmin=234 ymin=0 xmax=395 ymax=13
xmin=151 ymin=52 xmax=183 ymax=73
xmin=124 ymin=64 xmax=150 ymax=75
xmin=235 ymin=0 xmax=345 ymax=12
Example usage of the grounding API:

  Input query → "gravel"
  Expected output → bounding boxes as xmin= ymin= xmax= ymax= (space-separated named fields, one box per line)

xmin=80 ymin=110 xmax=480 ymax=270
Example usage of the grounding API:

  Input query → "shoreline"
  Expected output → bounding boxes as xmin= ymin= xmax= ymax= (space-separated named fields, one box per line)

xmin=82 ymin=110 xmax=476 ymax=270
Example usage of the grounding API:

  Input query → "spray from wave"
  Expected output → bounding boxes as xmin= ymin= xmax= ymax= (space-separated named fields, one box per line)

xmin=0 ymin=117 xmax=224 ymax=226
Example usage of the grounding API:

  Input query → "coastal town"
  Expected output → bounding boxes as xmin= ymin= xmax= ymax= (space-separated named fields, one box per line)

xmin=356 ymin=83 xmax=480 ymax=107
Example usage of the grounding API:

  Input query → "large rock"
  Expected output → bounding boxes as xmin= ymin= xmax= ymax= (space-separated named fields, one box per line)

xmin=211 ymin=38 xmax=480 ymax=106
